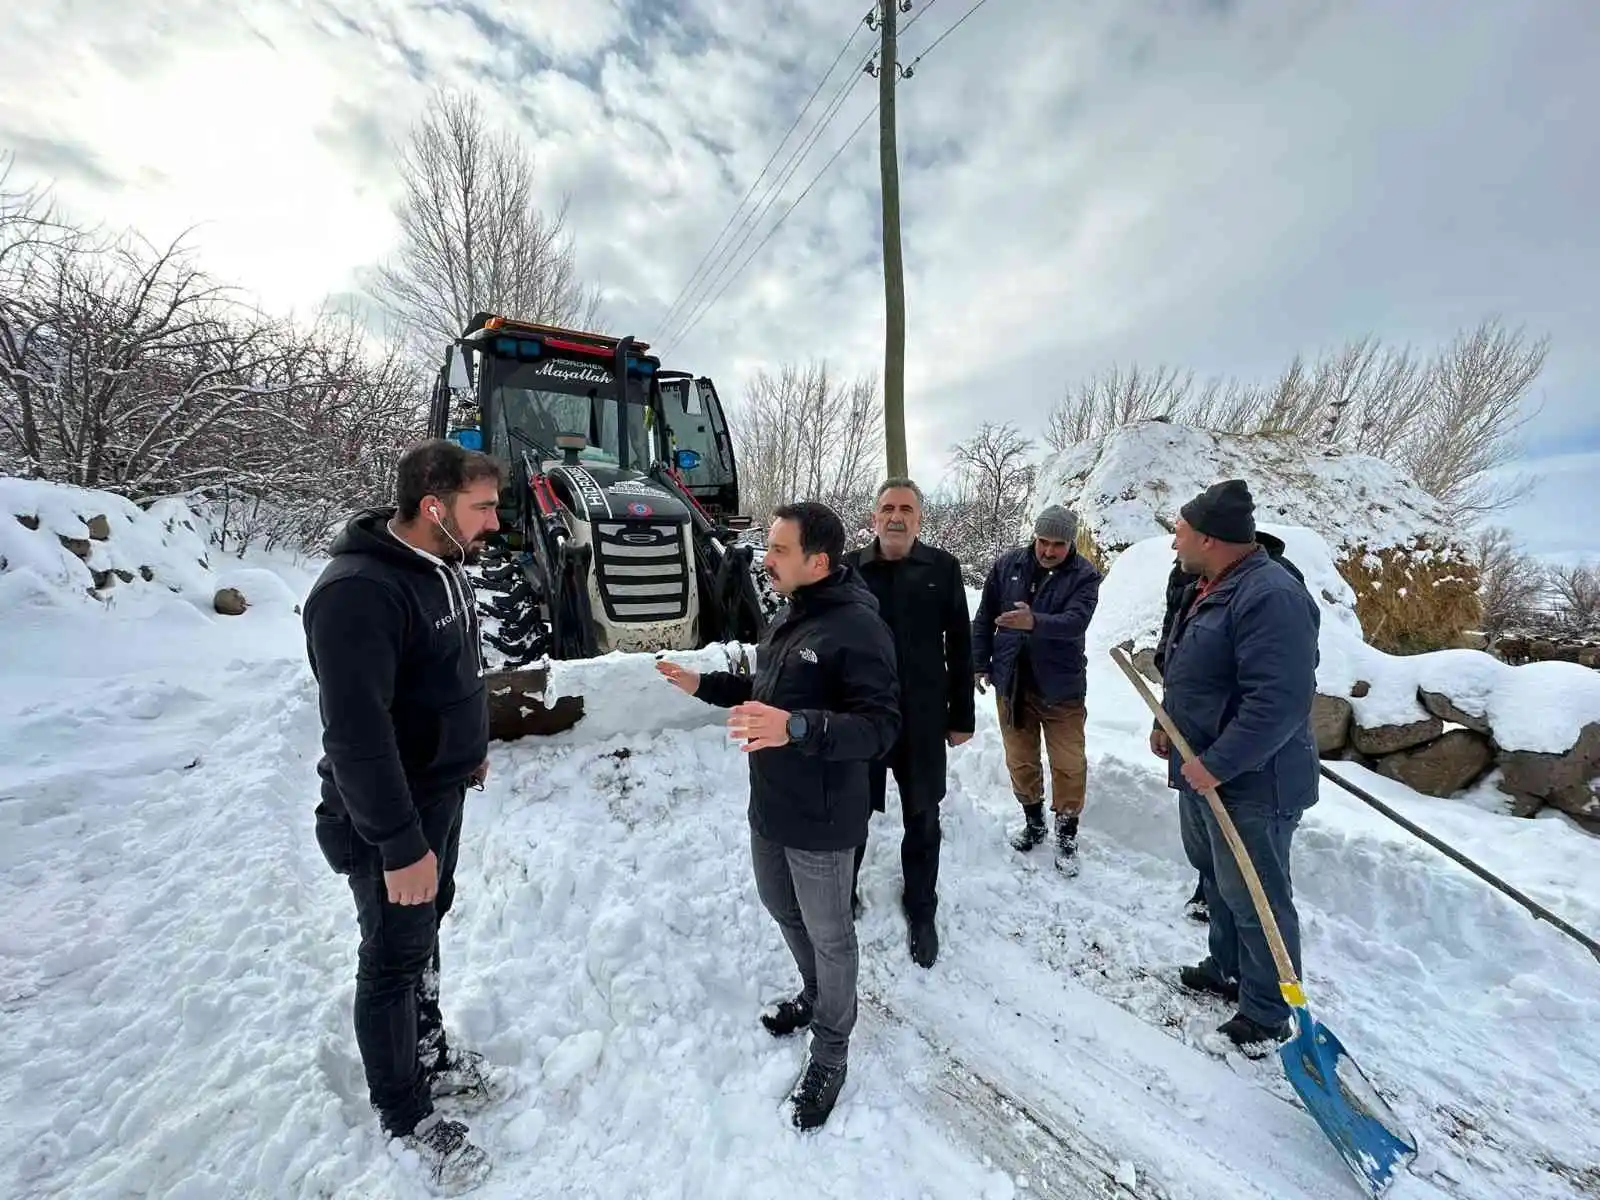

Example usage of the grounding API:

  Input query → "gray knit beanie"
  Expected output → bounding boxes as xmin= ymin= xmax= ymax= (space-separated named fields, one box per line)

xmin=1033 ymin=504 xmax=1079 ymax=544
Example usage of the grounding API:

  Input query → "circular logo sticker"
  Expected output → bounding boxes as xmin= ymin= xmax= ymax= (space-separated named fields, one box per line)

xmin=627 ymin=502 xmax=654 ymax=517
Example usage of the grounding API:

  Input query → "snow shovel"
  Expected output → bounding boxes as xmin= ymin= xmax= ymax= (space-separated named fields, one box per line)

xmin=1110 ymin=646 xmax=1418 ymax=1198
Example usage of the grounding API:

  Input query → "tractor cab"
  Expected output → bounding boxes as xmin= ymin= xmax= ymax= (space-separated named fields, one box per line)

xmin=427 ymin=312 xmax=765 ymax=672
xmin=655 ymin=373 xmax=747 ymax=526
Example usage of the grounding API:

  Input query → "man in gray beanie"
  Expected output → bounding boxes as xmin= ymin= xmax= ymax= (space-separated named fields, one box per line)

xmin=972 ymin=504 xmax=1102 ymax=873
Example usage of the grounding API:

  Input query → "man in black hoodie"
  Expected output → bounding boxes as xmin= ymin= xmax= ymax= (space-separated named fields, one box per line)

xmin=656 ymin=501 xmax=900 ymax=1132
xmin=303 ymin=438 xmax=503 ymax=1192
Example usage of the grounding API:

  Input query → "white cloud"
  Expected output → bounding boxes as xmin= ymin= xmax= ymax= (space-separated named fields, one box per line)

xmin=0 ymin=0 xmax=1594 ymax=557
xmin=1484 ymin=453 xmax=1600 ymax=567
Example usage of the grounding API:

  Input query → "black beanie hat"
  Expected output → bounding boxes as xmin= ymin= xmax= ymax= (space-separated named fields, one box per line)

xmin=1180 ymin=479 xmax=1256 ymax=544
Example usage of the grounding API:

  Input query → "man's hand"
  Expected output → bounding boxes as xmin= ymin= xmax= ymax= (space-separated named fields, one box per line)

xmin=948 ymin=731 xmax=974 ymax=747
xmin=1181 ymin=758 xmax=1221 ymax=793
xmin=995 ymin=602 xmax=1035 ymax=631
xmin=974 ymin=673 xmax=989 ymax=695
xmin=470 ymin=759 xmax=489 ymax=789
xmin=655 ymin=659 xmax=700 ymax=695
xmin=728 ymin=701 xmax=791 ymax=752
xmin=386 ymin=850 xmax=439 ymax=906
xmin=1149 ymin=728 xmax=1170 ymax=758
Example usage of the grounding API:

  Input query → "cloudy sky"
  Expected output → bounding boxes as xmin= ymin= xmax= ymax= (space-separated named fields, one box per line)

xmin=2 ymin=0 xmax=1595 ymax=559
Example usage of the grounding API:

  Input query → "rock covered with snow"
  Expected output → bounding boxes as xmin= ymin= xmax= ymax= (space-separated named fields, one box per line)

xmin=0 ymin=478 xmax=303 ymax=621
xmin=1033 ymin=420 xmax=1456 ymax=557
xmin=1033 ymin=420 xmax=1478 ymax=654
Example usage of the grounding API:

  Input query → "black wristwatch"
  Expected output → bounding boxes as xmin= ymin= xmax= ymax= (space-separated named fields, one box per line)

xmin=786 ymin=712 xmax=810 ymax=743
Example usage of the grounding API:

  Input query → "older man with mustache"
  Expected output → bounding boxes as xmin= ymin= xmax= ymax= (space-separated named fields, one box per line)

xmin=843 ymin=477 xmax=975 ymax=968
xmin=972 ymin=505 xmax=1101 ymax=874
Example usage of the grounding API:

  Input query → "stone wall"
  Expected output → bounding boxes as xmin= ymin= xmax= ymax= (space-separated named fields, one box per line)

xmin=1488 ymin=633 xmax=1600 ymax=669
xmin=1129 ymin=647 xmax=1599 ymax=830
xmin=1320 ymin=684 xmax=1598 ymax=827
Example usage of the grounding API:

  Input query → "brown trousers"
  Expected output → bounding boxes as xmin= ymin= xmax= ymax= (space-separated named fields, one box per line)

xmin=997 ymin=694 xmax=1088 ymax=816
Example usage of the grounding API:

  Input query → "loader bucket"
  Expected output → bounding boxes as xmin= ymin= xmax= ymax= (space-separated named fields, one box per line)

xmin=486 ymin=665 xmax=585 ymax=740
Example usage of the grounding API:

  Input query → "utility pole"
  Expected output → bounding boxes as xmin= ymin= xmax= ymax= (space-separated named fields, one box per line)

xmin=874 ymin=0 xmax=909 ymax=477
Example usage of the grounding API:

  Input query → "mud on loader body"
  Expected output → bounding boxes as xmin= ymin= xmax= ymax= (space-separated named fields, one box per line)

xmin=428 ymin=312 xmax=769 ymax=739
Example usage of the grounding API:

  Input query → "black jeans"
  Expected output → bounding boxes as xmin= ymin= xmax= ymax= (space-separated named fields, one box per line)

xmin=854 ymin=752 xmax=942 ymax=920
xmin=322 ymin=787 xmax=466 ymax=1137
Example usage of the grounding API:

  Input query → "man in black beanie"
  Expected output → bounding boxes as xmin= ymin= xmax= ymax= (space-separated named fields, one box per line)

xmin=1151 ymin=485 xmax=1308 ymax=923
xmin=1153 ymin=478 xmax=1322 ymax=1053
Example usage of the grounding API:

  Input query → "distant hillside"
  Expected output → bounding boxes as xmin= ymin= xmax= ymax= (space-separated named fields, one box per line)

xmin=1031 ymin=420 xmax=1479 ymax=653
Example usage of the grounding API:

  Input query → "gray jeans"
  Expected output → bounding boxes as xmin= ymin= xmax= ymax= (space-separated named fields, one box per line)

xmin=750 ymin=829 xmax=859 ymax=1068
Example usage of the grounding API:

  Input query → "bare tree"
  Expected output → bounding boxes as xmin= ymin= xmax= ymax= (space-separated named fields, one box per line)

xmin=1402 ymin=321 xmax=1544 ymax=517
xmin=1472 ymin=526 xmax=1548 ymax=638
xmin=370 ymin=89 xmax=602 ymax=356
xmin=1044 ymin=364 xmax=1195 ymax=453
xmin=1040 ymin=318 xmax=1546 ymax=522
xmin=948 ymin=420 xmax=1037 ymax=562
xmin=1546 ymin=562 xmax=1600 ymax=637
xmin=725 ymin=360 xmax=883 ymax=522
xmin=1 ymin=166 xmax=429 ymax=554
xmin=0 ymin=223 xmax=310 ymax=494
xmin=0 ymin=153 xmax=79 ymax=478
xmin=208 ymin=314 xmax=427 ymax=554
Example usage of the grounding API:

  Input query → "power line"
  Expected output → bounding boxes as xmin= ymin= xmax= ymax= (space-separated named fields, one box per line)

xmin=660 ymin=3 xmax=948 ymax=358
xmin=652 ymin=12 xmax=872 ymax=343
xmin=657 ymin=45 xmax=876 ymax=351
xmin=656 ymin=31 xmax=884 ymax=352
xmin=904 ymin=0 xmax=991 ymax=71
xmin=657 ymin=2 xmax=945 ymax=354
xmin=661 ymin=104 xmax=880 ymax=358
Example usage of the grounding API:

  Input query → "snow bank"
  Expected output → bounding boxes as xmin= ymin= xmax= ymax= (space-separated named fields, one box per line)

xmin=1093 ymin=527 xmax=1600 ymax=759
xmin=1087 ymin=521 xmax=1362 ymax=659
xmin=0 ymin=477 xmax=310 ymax=620
xmin=539 ymin=642 xmax=762 ymax=743
xmin=1033 ymin=420 xmax=1457 ymax=556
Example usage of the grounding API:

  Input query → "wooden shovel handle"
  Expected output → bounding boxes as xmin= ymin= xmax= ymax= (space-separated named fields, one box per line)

xmin=1110 ymin=646 xmax=1305 ymax=1003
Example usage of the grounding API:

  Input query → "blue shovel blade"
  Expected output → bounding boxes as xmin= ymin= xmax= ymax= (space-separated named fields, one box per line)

xmin=1279 ymin=1004 xmax=1418 ymax=1197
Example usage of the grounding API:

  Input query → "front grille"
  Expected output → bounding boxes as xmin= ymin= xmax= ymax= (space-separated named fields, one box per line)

xmin=593 ymin=521 xmax=690 ymax=621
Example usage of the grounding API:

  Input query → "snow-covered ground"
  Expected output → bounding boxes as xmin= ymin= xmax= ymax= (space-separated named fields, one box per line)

xmin=3 ymin=491 xmax=1598 ymax=1200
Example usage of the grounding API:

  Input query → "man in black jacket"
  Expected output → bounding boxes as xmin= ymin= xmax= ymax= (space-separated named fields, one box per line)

xmin=843 ymin=478 xmax=974 ymax=968
xmin=303 ymin=438 xmax=503 ymax=1192
xmin=656 ymin=501 xmax=900 ymax=1131
xmin=1151 ymin=524 xmax=1306 ymax=923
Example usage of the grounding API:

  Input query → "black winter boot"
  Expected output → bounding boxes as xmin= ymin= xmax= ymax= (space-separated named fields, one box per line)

xmin=760 ymin=993 xmax=813 ymax=1037
xmin=1179 ymin=962 xmax=1240 ymax=1002
xmin=907 ymin=914 xmax=938 ymax=968
xmin=1009 ymin=801 xmax=1047 ymax=851
xmin=401 ymin=1113 xmax=492 ymax=1194
xmin=1217 ymin=1012 xmax=1291 ymax=1056
xmin=788 ymin=1054 xmax=848 ymax=1130
xmin=1053 ymin=813 xmax=1079 ymax=875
